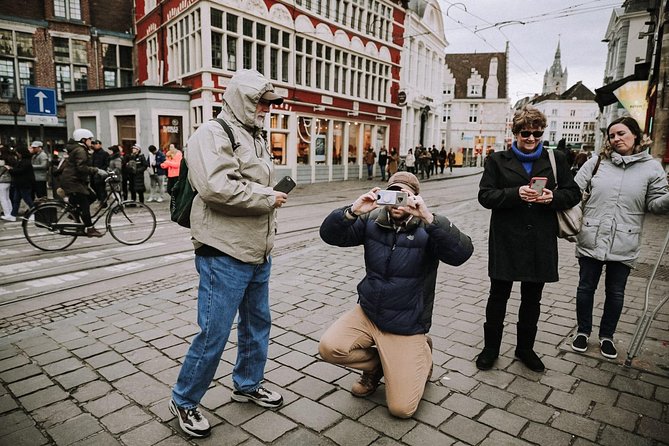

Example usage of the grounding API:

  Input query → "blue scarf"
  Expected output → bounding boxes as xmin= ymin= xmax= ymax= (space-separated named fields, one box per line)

xmin=511 ymin=142 xmax=543 ymax=174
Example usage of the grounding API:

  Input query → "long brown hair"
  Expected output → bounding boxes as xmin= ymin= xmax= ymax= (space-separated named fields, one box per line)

xmin=602 ymin=116 xmax=645 ymax=159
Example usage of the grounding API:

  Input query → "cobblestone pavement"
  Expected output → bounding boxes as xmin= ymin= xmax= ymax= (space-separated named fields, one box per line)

xmin=1 ymin=169 xmax=668 ymax=446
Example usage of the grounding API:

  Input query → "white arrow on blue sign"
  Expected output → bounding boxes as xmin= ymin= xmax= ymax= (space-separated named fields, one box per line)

xmin=25 ymin=86 xmax=57 ymax=116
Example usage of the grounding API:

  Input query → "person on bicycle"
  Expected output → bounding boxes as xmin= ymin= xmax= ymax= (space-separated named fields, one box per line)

xmin=59 ymin=129 xmax=108 ymax=237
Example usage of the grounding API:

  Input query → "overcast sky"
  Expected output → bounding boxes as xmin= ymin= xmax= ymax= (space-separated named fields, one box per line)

xmin=438 ymin=0 xmax=621 ymax=104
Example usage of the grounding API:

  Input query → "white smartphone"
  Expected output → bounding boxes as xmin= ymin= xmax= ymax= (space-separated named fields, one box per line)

xmin=529 ymin=177 xmax=547 ymax=194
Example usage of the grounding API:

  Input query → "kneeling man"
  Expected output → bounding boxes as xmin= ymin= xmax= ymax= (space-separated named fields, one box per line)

xmin=318 ymin=172 xmax=474 ymax=418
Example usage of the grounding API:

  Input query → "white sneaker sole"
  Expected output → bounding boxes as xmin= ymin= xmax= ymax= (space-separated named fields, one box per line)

xmin=231 ymin=391 xmax=283 ymax=408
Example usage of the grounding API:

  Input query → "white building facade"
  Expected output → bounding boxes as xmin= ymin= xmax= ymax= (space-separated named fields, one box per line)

xmin=442 ymin=50 xmax=510 ymax=166
xmin=398 ymin=0 xmax=447 ymax=154
xmin=596 ymin=3 xmax=651 ymax=148
xmin=532 ymin=88 xmax=598 ymax=150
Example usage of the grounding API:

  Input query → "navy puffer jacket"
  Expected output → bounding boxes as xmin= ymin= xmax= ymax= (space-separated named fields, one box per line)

xmin=320 ymin=207 xmax=474 ymax=335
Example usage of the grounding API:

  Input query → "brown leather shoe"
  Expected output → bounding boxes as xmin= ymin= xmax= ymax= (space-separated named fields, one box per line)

xmin=86 ymin=227 xmax=104 ymax=238
xmin=351 ymin=365 xmax=383 ymax=397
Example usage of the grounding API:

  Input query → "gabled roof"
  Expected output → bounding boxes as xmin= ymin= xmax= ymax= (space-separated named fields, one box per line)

xmin=444 ymin=52 xmax=508 ymax=99
xmin=530 ymin=81 xmax=595 ymax=104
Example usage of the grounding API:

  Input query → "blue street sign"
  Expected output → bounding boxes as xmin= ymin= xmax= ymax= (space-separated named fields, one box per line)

xmin=25 ymin=86 xmax=57 ymax=116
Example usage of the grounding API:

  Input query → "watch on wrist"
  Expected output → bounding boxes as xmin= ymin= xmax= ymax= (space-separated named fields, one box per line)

xmin=344 ymin=206 xmax=358 ymax=219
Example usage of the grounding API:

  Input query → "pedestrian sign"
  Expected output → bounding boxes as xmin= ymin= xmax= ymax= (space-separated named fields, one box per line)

xmin=25 ymin=86 xmax=58 ymax=125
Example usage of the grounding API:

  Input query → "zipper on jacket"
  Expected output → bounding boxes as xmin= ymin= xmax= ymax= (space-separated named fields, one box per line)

xmin=383 ymin=228 xmax=399 ymax=278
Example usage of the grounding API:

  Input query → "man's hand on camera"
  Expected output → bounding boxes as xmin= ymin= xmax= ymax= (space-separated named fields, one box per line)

xmin=350 ymin=187 xmax=381 ymax=216
xmin=273 ymin=191 xmax=288 ymax=208
xmin=400 ymin=191 xmax=434 ymax=224
xmin=97 ymin=169 xmax=109 ymax=178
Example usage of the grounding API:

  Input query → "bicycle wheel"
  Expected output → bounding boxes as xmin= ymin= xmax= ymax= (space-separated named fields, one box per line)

xmin=106 ymin=201 xmax=156 ymax=245
xmin=23 ymin=202 xmax=79 ymax=251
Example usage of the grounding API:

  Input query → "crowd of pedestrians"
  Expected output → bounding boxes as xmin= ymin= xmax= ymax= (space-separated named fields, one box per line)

xmin=0 ymin=132 xmax=180 ymax=224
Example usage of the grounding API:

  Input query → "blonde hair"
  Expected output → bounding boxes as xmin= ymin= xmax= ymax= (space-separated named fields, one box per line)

xmin=512 ymin=105 xmax=547 ymax=134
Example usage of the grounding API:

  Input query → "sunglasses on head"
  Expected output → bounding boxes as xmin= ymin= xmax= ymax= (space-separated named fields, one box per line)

xmin=519 ymin=131 xmax=544 ymax=138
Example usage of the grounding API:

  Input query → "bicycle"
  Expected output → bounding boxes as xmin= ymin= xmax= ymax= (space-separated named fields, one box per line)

xmin=22 ymin=172 xmax=157 ymax=251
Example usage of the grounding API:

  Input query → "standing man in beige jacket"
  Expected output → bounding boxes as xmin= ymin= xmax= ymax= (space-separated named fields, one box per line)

xmin=169 ymin=70 xmax=287 ymax=438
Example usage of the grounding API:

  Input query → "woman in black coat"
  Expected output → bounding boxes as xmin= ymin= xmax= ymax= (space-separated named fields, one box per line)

xmin=126 ymin=145 xmax=148 ymax=203
xmin=9 ymin=145 xmax=35 ymax=218
xmin=476 ymin=106 xmax=580 ymax=373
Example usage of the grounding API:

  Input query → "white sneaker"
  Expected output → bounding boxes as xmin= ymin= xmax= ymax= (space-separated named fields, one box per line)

xmin=168 ymin=399 xmax=210 ymax=437
xmin=146 ymin=197 xmax=155 ymax=202
xmin=156 ymin=197 xmax=164 ymax=203
xmin=28 ymin=215 xmax=35 ymax=222
xmin=1 ymin=215 xmax=16 ymax=222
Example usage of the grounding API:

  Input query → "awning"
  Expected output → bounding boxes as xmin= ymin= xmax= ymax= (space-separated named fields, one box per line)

xmin=594 ymin=63 xmax=650 ymax=111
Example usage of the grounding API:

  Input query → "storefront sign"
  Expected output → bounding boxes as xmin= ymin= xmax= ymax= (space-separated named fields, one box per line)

xmin=614 ymin=80 xmax=649 ymax=129
xmin=397 ymin=91 xmax=407 ymax=106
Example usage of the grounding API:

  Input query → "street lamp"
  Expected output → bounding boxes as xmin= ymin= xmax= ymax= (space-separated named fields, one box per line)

xmin=8 ymin=95 xmax=21 ymax=145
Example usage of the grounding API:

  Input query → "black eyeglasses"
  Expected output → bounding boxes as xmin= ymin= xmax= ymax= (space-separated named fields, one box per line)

xmin=519 ymin=131 xmax=544 ymax=138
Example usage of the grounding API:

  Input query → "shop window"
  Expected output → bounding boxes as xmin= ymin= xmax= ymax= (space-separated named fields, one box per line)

xmin=116 ymin=115 xmax=136 ymax=151
xmin=159 ymin=116 xmax=183 ymax=151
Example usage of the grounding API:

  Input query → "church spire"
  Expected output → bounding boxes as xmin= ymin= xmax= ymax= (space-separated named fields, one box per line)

xmin=542 ymin=40 xmax=567 ymax=95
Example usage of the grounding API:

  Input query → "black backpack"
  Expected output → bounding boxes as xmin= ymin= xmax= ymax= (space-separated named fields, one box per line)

xmin=170 ymin=118 xmax=239 ymax=228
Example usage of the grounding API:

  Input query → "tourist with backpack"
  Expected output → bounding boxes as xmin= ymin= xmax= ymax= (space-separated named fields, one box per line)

xmin=168 ymin=69 xmax=288 ymax=438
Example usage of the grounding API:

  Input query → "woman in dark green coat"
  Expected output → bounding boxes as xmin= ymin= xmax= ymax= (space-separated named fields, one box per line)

xmin=476 ymin=106 xmax=580 ymax=373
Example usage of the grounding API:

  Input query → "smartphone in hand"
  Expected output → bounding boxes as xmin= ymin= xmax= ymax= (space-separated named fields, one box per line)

xmin=273 ymin=176 xmax=296 ymax=194
xmin=529 ymin=177 xmax=547 ymax=194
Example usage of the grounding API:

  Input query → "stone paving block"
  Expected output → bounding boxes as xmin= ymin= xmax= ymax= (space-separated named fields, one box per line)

xmin=100 ymin=405 xmax=152 ymax=434
xmin=273 ymin=331 xmax=307 ymax=347
xmin=520 ymin=422 xmax=574 ymax=446
xmin=149 ymin=335 xmax=183 ymax=350
xmin=19 ymin=385 xmax=69 ymax=411
xmin=47 ymin=413 xmax=103 ymax=445
xmin=599 ymin=425 xmax=652 ymax=446
xmin=551 ymin=411 xmax=600 ymax=441
xmin=263 ymin=365 xmax=303 ymax=388
xmin=572 ymin=364 xmax=614 ymax=387
xmin=654 ymin=386 xmax=669 ymax=404
xmin=323 ymin=418 xmax=380 ymax=446
xmin=0 ymin=394 xmax=18 ymax=414
xmin=113 ymin=338 xmax=147 ymax=354
xmin=506 ymin=397 xmax=556 ymax=423
xmin=124 ymin=347 xmax=162 ymax=365
xmin=302 ymin=361 xmax=349 ymax=383
xmin=138 ymin=356 xmax=178 ymax=375
xmin=589 ymin=402 xmax=637 ymax=432
xmin=471 ymin=383 xmax=514 ymax=408
xmin=99 ymin=361 xmax=139 ymax=381
xmin=72 ymin=342 xmax=111 ymax=360
xmin=98 ymin=331 xmax=134 ymax=346
xmin=85 ymin=392 xmax=130 ymax=417
xmin=539 ymin=370 xmax=578 ymax=391
xmin=86 ymin=351 xmax=124 ymax=368
xmin=161 ymin=343 xmax=189 ymax=360
xmin=137 ymin=328 xmax=170 ymax=343
xmin=610 ymin=375 xmax=655 ymax=399
xmin=70 ymin=431 xmax=121 ymax=446
xmin=240 ymin=411 xmax=297 ymax=443
xmin=441 ymin=392 xmax=486 ymax=418
xmin=546 ymin=389 xmax=592 ymax=414
xmin=7 ymin=374 xmax=54 ymax=397
xmin=0 ymin=354 xmax=29 ymax=373
xmin=79 ymin=321 xmax=108 ymax=333
xmin=0 ymin=345 xmax=20 ymax=360
xmin=444 ymin=343 xmax=480 ymax=361
xmin=480 ymin=430 xmax=534 ymax=446
xmin=0 ymin=410 xmax=34 ymax=436
xmin=616 ymin=393 xmax=663 ymax=419
xmin=154 ymin=435 xmax=192 ymax=446
xmin=170 ymin=324 xmax=199 ymax=339
xmin=113 ymin=372 xmax=171 ymax=406
xmin=192 ymin=421 xmax=249 ymax=446
xmin=411 ymin=400 xmax=452 ymax=427
xmin=0 ymin=425 xmax=49 ymax=446
xmin=438 ymin=371 xmax=478 ymax=394
xmin=287 ymin=375 xmax=335 ymax=400
xmin=72 ymin=381 xmax=113 ymax=402
xmin=573 ymin=381 xmax=619 ymax=405
xmin=33 ymin=399 xmax=82 ymax=429
xmin=22 ymin=339 xmax=60 ymax=356
xmin=200 ymin=385 xmax=232 ymax=411
xmin=402 ymin=423 xmax=456 ymax=446
xmin=55 ymin=367 xmax=97 ymax=390
xmin=0 ymin=363 xmax=42 ymax=383
xmin=506 ymin=377 xmax=551 ymax=402
xmin=119 ymin=420 xmax=172 ymax=446
xmin=538 ymin=356 xmax=576 ymax=375
xmin=637 ymin=415 xmax=669 ymax=443
xmin=32 ymin=349 xmax=72 ymax=367
xmin=273 ymin=427 xmax=338 ymax=446
xmin=439 ymin=413 xmax=492 ymax=445
xmin=154 ymin=366 xmax=180 ymax=386
xmin=478 ymin=407 xmax=528 ymax=436
xmin=275 ymin=350 xmax=317 ymax=370
xmin=474 ymin=369 xmax=515 ymax=389
xmin=214 ymin=401 xmax=264 ymax=426
xmin=358 ymin=406 xmax=417 ymax=440
xmin=90 ymin=326 xmax=122 ymax=340
xmin=280 ymin=397 xmax=342 ymax=432
xmin=320 ymin=389 xmax=377 ymax=420
xmin=44 ymin=358 xmax=84 ymax=376
xmin=442 ymin=357 xmax=479 ymax=377
xmin=61 ymin=336 xmax=97 ymax=351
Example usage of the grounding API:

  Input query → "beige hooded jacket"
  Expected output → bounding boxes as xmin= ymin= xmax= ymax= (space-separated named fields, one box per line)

xmin=186 ymin=70 xmax=278 ymax=264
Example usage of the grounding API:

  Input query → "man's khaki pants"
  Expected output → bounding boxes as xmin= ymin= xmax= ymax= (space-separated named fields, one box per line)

xmin=319 ymin=305 xmax=432 ymax=418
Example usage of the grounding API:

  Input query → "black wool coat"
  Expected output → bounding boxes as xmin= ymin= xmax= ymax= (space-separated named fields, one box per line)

xmin=478 ymin=148 xmax=580 ymax=283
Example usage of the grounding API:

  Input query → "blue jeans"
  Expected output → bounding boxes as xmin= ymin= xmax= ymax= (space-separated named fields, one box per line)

xmin=576 ymin=257 xmax=631 ymax=339
xmin=172 ymin=254 xmax=272 ymax=409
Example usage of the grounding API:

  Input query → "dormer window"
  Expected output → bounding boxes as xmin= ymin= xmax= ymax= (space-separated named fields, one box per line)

xmin=467 ymin=68 xmax=483 ymax=98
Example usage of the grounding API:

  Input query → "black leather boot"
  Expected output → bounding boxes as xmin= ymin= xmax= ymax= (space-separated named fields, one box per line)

xmin=515 ymin=324 xmax=545 ymax=372
xmin=476 ymin=323 xmax=503 ymax=370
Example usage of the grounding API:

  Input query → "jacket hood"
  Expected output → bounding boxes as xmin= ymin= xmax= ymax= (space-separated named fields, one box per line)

xmin=223 ymin=69 xmax=278 ymax=129
xmin=611 ymin=149 xmax=652 ymax=166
